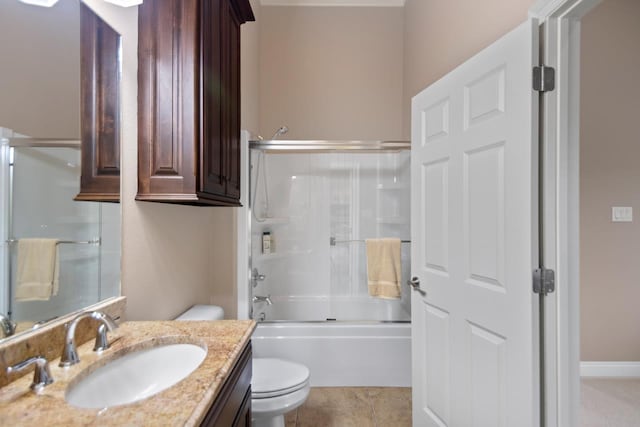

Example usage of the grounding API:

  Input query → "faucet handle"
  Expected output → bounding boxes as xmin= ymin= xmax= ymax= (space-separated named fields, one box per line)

xmin=0 ymin=314 xmax=16 ymax=337
xmin=7 ymin=356 xmax=54 ymax=391
xmin=94 ymin=324 xmax=112 ymax=352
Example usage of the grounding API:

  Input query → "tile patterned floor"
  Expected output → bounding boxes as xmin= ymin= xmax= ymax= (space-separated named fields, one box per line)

xmin=284 ymin=387 xmax=411 ymax=427
xmin=283 ymin=381 xmax=640 ymax=426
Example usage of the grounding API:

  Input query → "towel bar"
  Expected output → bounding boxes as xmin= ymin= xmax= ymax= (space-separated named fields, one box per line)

xmin=330 ymin=237 xmax=411 ymax=246
xmin=5 ymin=238 xmax=101 ymax=245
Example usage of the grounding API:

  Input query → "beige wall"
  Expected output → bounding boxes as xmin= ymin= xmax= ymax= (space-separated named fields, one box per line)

xmin=402 ymin=0 xmax=534 ymax=139
xmin=580 ymin=0 xmax=640 ymax=361
xmin=260 ymin=0 xmax=535 ymax=141
xmin=242 ymin=0 xmax=261 ymax=135
xmin=0 ymin=0 xmax=80 ymax=138
xmin=258 ymin=6 xmax=404 ymax=141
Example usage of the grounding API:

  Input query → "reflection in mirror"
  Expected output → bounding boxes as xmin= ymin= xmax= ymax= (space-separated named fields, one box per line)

xmin=0 ymin=0 xmax=121 ymax=340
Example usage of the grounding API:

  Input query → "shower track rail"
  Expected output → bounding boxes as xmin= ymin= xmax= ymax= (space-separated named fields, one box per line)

xmin=249 ymin=140 xmax=410 ymax=152
xmin=5 ymin=138 xmax=81 ymax=148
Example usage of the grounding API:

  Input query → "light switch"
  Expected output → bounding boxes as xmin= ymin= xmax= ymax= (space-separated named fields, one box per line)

xmin=612 ymin=206 xmax=633 ymax=222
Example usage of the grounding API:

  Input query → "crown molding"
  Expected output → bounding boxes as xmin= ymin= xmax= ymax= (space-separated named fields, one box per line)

xmin=260 ymin=0 xmax=405 ymax=7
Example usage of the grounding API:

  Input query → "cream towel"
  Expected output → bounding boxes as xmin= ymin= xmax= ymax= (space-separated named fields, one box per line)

xmin=15 ymin=239 xmax=59 ymax=301
xmin=366 ymin=238 xmax=401 ymax=299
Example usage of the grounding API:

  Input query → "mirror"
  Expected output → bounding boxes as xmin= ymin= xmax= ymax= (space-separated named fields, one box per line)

xmin=0 ymin=0 xmax=121 ymax=340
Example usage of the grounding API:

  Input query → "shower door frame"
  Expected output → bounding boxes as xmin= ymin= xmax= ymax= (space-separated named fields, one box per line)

xmin=245 ymin=139 xmax=412 ymax=324
xmin=2 ymin=138 xmax=82 ymax=318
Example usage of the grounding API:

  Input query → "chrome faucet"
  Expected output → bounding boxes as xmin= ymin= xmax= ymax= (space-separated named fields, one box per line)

xmin=253 ymin=294 xmax=273 ymax=305
xmin=7 ymin=356 xmax=53 ymax=391
xmin=59 ymin=311 xmax=118 ymax=368
xmin=0 ymin=313 xmax=16 ymax=337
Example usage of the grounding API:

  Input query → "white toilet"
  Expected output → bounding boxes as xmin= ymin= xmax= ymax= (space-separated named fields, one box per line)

xmin=176 ymin=305 xmax=310 ymax=427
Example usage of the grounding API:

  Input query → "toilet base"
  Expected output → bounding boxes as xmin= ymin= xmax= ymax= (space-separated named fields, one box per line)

xmin=251 ymin=385 xmax=309 ymax=427
xmin=252 ymin=414 xmax=285 ymax=427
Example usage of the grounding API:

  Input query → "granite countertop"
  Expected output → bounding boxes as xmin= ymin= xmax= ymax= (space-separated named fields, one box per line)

xmin=0 ymin=320 xmax=256 ymax=426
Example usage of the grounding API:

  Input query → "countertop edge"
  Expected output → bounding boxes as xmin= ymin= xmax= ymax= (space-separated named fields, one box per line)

xmin=186 ymin=320 xmax=256 ymax=426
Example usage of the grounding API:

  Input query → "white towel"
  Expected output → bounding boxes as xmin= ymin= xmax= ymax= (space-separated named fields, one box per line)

xmin=366 ymin=238 xmax=402 ymax=299
xmin=15 ymin=239 xmax=59 ymax=301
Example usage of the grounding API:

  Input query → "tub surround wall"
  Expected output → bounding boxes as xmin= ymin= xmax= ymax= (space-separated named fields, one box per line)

xmin=580 ymin=0 xmax=640 ymax=363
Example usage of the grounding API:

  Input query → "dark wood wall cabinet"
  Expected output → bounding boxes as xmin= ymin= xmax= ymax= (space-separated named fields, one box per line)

xmin=201 ymin=342 xmax=252 ymax=427
xmin=76 ymin=3 xmax=121 ymax=202
xmin=137 ymin=0 xmax=254 ymax=206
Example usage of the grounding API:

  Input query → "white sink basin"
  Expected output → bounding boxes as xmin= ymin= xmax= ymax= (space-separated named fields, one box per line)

xmin=65 ymin=343 xmax=207 ymax=409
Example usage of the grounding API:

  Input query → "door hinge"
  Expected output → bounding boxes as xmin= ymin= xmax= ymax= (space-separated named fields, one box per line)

xmin=533 ymin=268 xmax=555 ymax=295
xmin=533 ymin=66 xmax=555 ymax=92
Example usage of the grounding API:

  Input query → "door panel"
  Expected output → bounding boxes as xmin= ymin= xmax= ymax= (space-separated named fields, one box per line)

xmin=468 ymin=322 xmax=507 ymax=427
xmin=423 ymin=160 xmax=449 ymax=274
xmin=423 ymin=302 xmax=450 ymax=426
xmin=411 ymin=19 xmax=539 ymax=427
xmin=464 ymin=142 xmax=505 ymax=290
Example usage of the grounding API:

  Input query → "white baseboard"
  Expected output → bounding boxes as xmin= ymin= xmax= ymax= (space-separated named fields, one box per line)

xmin=580 ymin=362 xmax=640 ymax=377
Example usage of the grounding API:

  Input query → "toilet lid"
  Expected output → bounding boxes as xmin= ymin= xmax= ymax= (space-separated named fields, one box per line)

xmin=252 ymin=358 xmax=310 ymax=398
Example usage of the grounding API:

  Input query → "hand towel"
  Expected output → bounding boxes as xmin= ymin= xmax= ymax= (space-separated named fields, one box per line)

xmin=366 ymin=238 xmax=401 ymax=299
xmin=15 ymin=239 xmax=59 ymax=301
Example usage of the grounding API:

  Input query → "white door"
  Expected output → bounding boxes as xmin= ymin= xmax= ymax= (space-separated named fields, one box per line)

xmin=410 ymin=19 xmax=540 ymax=427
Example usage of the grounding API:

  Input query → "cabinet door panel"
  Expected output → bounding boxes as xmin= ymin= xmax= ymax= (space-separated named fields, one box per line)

xmin=76 ymin=3 xmax=120 ymax=202
xmin=137 ymin=0 xmax=198 ymax=200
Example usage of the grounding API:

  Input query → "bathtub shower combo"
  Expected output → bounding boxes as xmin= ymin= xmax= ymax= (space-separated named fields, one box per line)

xmin=248 ymin=140 xmax=411 ymax=387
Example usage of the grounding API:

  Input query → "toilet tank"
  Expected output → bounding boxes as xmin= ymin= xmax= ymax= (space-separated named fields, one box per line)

xmin=175 ymin=305 xmax=224 ymax=321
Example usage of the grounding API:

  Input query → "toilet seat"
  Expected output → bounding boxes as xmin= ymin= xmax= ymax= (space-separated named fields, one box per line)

xmin=252 ymin=358 xmax=310 ymax=399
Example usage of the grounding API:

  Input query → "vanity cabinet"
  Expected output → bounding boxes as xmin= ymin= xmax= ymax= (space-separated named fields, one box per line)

xmin=75 ymin=3 xmax=121 ymax=202
xmin=201 ymin=342 xmax=252 ymax=427
xmin=137 ymin=0 xmax=254 ymax=206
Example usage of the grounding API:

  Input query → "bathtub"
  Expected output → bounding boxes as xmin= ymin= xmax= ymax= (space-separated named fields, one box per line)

xmin=251 ymin=321 xmax=412 ymax=387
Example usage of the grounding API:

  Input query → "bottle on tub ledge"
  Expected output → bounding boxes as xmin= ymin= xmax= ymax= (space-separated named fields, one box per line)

xmin=262 ymin=231 xmax=273 ymax=254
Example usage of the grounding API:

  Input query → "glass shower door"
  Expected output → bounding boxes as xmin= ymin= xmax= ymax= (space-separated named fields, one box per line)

xmin=250 ymin=144 xmax=411 ymax=322
xmin=9 ymin=145 xmax=101 ymax=322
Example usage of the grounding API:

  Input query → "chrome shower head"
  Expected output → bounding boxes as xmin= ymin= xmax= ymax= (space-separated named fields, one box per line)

xmin=271 ymin=126 xmax=289 ymax=140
